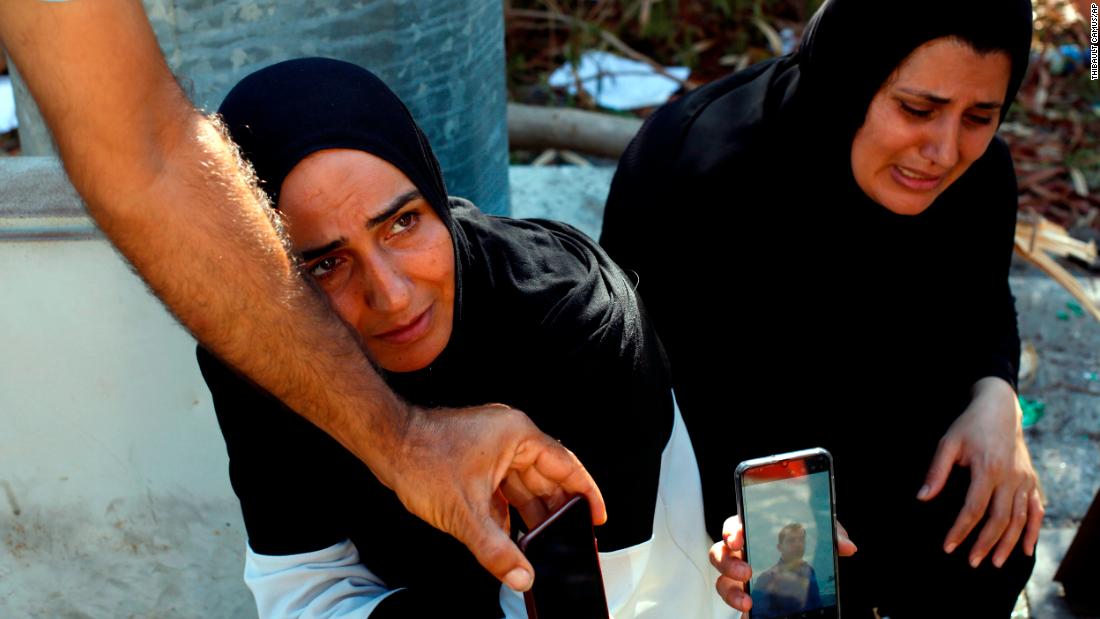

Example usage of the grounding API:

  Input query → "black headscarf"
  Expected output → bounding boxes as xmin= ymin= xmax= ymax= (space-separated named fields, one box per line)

xmin=202 ymin=58 xmax=673 ymax=616
xmin=601 ymin=0 xmax=1032 ymax=556
xmin=218 ymin=57 xmax=450 ymax=213
xmin=794 ymin=0 xmax=1032 ymax=150
xmin=218 ymin=57 xmax=469 ymax=323
xmin=639 ymin=0 xmax=1033 ymax=200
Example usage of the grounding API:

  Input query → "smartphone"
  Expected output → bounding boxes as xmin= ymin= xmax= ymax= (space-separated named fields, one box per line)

xmin=518 ymin=495 xmax=610 ymax=619
xmin=734 ymin=448 xmax=841 ymax=619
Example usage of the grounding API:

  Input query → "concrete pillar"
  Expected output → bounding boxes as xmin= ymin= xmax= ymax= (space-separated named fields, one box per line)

xmin=10 ymin=0 xmax=510 ymax=215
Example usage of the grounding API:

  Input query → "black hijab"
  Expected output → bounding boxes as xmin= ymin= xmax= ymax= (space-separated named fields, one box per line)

xmin=218 ymin=57 xmax=450 ymax=214
xmin=796 ymin=0 xmax=1032 ymax=134
xmin=633 ymin=0 xmax=1033 ymax=203
xmin=218 ymin=58 xmax=469 ymax=315
xmin=601 ymin=0 xmax=1033 ymax=542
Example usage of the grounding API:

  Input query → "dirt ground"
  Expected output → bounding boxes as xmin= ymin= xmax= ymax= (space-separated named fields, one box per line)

xmin=1012 ymin=265 xmax=1100 ymax=527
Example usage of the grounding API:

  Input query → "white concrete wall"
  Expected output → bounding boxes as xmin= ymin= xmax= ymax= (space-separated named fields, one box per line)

xmin=0 ymin=238 xmax=254 ymax=617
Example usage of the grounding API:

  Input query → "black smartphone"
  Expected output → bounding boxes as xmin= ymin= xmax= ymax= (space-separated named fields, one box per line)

xmin=518 ymin=495 xmax=610 ymax=619
xmin=734 ymin=448 xmax=841 ymax=619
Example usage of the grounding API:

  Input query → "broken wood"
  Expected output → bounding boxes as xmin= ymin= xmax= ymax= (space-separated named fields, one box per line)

xmin=1015 ymin=215 xmax=1100 ymax=322
xmin=507 ymin=102 xmax=642 ymax=159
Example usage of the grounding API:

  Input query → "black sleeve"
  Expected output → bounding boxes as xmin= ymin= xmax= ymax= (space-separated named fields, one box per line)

xmin=196 ymin=346 xmax=350 ymax=555
xmin=963 ymin=137 xmax=1021 ymax=392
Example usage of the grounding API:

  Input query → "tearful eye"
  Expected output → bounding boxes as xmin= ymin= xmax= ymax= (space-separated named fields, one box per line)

xmin=308 ymin=255 xmax=344 ymax=280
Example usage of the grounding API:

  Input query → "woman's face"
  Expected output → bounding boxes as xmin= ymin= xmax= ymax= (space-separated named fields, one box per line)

xmin=279 ymin=149 xmax=455 ymax=373
xmin=850 ymin=37 xmax=1011 ymax=215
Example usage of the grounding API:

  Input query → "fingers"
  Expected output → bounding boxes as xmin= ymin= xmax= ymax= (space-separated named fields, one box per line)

xmin=712 ymin=540 xmax=756 ymax=611
xmin=967 ymin=481 xmax=1014 ymax=567
xmin=716 ymin=575 xmax=754 ymax=613
xmin=396 ymin=405 xmax=600 ymax=593
xmin=919 ymin=437 xmax=961 ymax=501
xmin=1022 ymin=489 xmax=1044 ymax=557
xmin=501 ymin=471 xmax=550 ymax=530
xmin=709 ymin=540 xmax=751 ymax=580
xmin=490 ymin=487 xmax=512 ymax=532
xmin=722 ymin=514 xmax=745 ymax=552
xmin=524 ymin=433 xmax=607 ymax=525
xmin=944 ymin=473 xmax=994 ymax=556
xmin=462 ymin=508 xmax=535 ymax=592
xmin=990 ymin=488 xmax=1029 ymax=568
xmin=836 ymin=520 xmax=858 ymax=556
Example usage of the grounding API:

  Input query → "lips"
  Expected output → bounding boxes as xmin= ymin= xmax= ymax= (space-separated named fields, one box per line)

xmin=891 ymin=165 xmax=944 ymax=191
xmin=374 ymin=305 xmax=433 ymax=345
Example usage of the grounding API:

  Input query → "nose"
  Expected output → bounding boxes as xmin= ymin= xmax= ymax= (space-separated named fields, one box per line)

xmin=361 ymin=253 xmax=412 ymax=314
xmin=919 ymin=115 xmax=961 ymax=170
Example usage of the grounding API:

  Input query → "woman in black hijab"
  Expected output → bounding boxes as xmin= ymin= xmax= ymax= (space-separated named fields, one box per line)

xmin=601 ymin=0 xmax=1038 ymax=616
xmin=199 ymin=58 xmax=719 ymax=618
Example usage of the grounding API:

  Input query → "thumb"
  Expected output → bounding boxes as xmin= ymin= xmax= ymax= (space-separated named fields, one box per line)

xmin=464 ymin=510 xmax=535 ymax=592
xmin=919 ymin=437 xmax=960 ymax=501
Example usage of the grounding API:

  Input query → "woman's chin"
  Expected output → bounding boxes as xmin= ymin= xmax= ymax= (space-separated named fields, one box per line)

xmin=872 ymin=189 xmax=938 ymax=216
xmin=374 ymin=351 xmax=436 ymax=373
xmin=370 ymin=339 xmax=448 ymax=373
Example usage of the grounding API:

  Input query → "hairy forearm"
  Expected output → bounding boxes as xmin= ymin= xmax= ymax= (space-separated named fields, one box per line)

xmin=0 ymin=0 xmax=408 ymax=481
xmin=121 ymin=111 xmax=411 ymax=475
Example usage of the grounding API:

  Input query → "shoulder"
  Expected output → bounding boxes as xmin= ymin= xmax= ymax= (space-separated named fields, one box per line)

xmin=453 ymin=203 xmax=637 ymax=322
xmin=449 ymin=202 xmax=669 ymax=400
xmin=624 ymin=56 xmax=795 ymax=179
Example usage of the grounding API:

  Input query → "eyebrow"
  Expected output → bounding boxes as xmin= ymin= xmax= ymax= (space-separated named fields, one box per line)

xmin=300 ymin=239 xmax=344 ymax=263
xmin=298 ymin=189 xmax=424 ymax=262
xmin=896 ymin=88 xmax=1003 ymax=110
xmin=366 ymin=189 xmax=423 ymax=229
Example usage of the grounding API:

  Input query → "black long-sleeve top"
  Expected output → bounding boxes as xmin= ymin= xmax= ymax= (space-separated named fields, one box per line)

xmin=600 ymin=61 xmax=1021 ymax=542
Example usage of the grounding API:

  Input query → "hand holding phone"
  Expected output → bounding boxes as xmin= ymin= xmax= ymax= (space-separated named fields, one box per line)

xmin=519 ymin=495 xmax=610 ymax=619
xmin=732 ymin=448 xmax=846 ymax=619
xmin=711 ymin=514 xmax=858 ymax=613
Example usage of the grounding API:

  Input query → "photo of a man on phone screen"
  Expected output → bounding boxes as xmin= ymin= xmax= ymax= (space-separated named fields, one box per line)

xmin=752 ymin=523 xmax=822 ymax=618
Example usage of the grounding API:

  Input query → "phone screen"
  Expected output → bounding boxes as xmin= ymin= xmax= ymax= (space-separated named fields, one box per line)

xmin=520 ymin=496 xmax=609 ymax=619
xmin=740 ymin=454 xmax=839 ymax=619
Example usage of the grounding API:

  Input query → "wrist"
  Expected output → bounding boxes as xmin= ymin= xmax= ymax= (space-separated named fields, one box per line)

xmin=970 ymin=376 xmax=1024 ymax=429
xmin=361 ymin=394 xmax=419 ymax=491
xmin=971 ymin=376 xmax=1015 ymax=399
